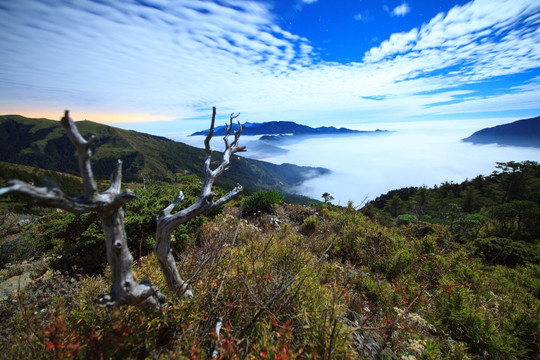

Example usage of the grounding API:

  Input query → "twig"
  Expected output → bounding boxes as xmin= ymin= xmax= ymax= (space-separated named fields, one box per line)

xmin=238 ymin=276 xmax=297 ymax=338
xmin=255 ymin=234 xmax=275 ymax=262
xmin=327 ymin=319 xmax=338 ymax=360
xmin=214 ymin=215 xmax=241 ymax=303
xmin=179 ymin=231 xmax=231 ymax=298
xmin=211 ymin=316 xmax=224 ymax=359
xmin=348 ymin=282 xmax=429 ymax=333
xmin=240 ymin=275 xmax=263 ymax=307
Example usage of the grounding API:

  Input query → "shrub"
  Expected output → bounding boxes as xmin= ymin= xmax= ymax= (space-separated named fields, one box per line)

xmin=396 ymin=214 xmax=416 ymax=226
xmin=301 ymin=216 xmax=319 ymax=233
xmin=473 ymin=236 xmax=539 ymax=266
xmin=241 ymin=190 xmax=283 ymax=217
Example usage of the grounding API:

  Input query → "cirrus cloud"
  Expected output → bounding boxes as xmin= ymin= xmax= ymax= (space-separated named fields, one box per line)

xmin=0 ymin=0 xmax=538 ymax=131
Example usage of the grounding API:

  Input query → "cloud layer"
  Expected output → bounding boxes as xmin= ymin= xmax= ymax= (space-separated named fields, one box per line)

xmin=0 ymin=0 xmax=539 ymax=127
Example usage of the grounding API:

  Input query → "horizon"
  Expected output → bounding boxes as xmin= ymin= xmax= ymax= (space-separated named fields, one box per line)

xmin=1 ymin=0 xmax=540 ymax=134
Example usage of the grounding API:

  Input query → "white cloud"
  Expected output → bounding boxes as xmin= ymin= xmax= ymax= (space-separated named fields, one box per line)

xmin=301 ymin=0 xmax=318 ymax=3
xmin=391 ymin=3 xmax=411 ymax=17
xmin=353 ymin=10 xmax=373 ymax=22
xmin=0 ymin=0 xmax=539 ymax=129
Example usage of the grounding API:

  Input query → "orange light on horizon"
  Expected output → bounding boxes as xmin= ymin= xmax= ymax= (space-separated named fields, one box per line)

xmin=0 ymin=107 xmax=172 ymax=124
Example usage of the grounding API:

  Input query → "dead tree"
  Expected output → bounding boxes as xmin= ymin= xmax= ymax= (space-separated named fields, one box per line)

xmin=155 ymin=107 xmax=246 ymax=298
xmin=0 ymin=111 xmax=166 ymax=308
xmin=0 ymin=108 xmax=245 ymax=307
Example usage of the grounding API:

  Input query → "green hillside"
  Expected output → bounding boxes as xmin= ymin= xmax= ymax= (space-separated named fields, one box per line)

xmin=0 ymin=115 xmax=328 ymax=194
xmin=364 ymin=161 xmax=540 ymax=267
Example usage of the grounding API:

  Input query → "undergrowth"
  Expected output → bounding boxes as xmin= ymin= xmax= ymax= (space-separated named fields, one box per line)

xmin=1 ymin=196 xmax=538 ymax=359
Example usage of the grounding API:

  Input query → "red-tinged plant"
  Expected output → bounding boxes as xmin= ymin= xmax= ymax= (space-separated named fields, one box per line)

xmin=42 ymin=312 xmax=83 ymax=359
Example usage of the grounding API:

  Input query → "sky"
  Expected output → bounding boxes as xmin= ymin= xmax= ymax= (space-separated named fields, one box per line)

xmin=1 ymin=0 xmax=540 ymax=133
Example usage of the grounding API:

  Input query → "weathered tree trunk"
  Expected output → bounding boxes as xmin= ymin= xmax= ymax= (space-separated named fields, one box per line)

xmin=155 ymin=107 xmax=245 ymax=298
xmin=0 ymin=111 xmax=166 ymax=308
xmin=0 ymin=108 xmax=245 ymax=306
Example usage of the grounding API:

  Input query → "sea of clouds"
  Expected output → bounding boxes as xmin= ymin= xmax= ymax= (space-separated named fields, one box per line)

xmin=172 ymin=118 xmax=540 ymax=205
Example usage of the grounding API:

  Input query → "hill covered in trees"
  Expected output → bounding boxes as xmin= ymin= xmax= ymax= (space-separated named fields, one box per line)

xmin=364 ymin=161 xmax=540 ymax=266
xmin=462 ymin=115 xmax=540 ymax=148
xmin=0 ymin=115 xmax=329 ymax=196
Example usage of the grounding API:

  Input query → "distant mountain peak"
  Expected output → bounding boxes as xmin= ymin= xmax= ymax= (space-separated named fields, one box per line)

xmin=462 ymin=116 xmax=540 ymax=148
xmin=190 ymin=120 xmax=386 ymax=136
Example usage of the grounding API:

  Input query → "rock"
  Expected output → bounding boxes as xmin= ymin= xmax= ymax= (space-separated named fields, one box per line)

xmin=0 ymin=272 xmax=33 ymax=301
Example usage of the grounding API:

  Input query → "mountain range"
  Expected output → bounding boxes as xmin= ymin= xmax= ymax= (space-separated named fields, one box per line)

xmin=0 ymin=115 xmax=329 ymax=194
xmin=462 ymin=115 xmax=540 ymax=148
xmin=190 ymin=121 xmax=388 ymax=136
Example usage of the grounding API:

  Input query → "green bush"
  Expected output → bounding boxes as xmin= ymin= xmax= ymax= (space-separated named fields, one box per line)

xmin=473 ymin=236 xmax=539 ymax=266
xmin=241 ymin=190 xmax=284 ymax=216
xmin=396 ymin=213 xmax=416 ymax=226
xmin=301 ymin=216 xmax=319 ymax=233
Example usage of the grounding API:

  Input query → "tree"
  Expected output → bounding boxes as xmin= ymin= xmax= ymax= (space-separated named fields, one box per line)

xmin=154 ymin=108 xmax=245 ymax=298
xmin=0 ymin=108 xmax=245 ymax=308
xmin=322 ymin=192 xmax=334 ymax=203
xmin=384 ymin=194 xmax=404 ymax=218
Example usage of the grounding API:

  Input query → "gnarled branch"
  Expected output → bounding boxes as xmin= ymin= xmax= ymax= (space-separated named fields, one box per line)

xmin=0 ymin=111 xmax=166 ymax=309
xmin=155 ymin=107 xmax=246 ymax=298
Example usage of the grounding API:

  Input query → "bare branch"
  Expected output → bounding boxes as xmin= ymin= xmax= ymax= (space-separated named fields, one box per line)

xmin=106 ymin=160 xmax=123 ymax=194
xmin=159 ymin=190 xmax=184 ymax=218
xmin=155 ymin=107 xmax=246 ymax=298
xmin=0 ymin=180 xmax=96 ymax=214
xmin=0 ymin=111 xmax=166 ymax=309
xmin=204 ymin=107 xmax=217 ymax=156
xmin=60 ymin=110 xmax=98 ymax=196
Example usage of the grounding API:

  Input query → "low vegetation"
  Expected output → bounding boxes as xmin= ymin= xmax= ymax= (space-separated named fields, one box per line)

xmin=0 ymin=162 xmax=538 ymax=359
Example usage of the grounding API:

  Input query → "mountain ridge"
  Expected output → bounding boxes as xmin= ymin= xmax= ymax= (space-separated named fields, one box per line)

xmin=0 ymin=114 xmax=329 ymax=194
xmin=462 ymin=115 xmax=540 ymax=148
xmin=190 ymin=120 xmax=387 ymax=136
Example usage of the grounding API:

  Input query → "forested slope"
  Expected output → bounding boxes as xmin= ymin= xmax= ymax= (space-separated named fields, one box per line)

xmin=365 ymin=161 xmax=540 ymax=266
xmin=0 ymin=115 xmax=328 ymax=194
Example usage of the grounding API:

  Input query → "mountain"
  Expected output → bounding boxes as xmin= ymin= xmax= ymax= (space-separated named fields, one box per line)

xmin=0 ymin=115 xmax=329 ymax=193
xmin=462 ymin=115 xmax=540 ymax=148
xmin=191 ymin=121 xmax=388 ymax=136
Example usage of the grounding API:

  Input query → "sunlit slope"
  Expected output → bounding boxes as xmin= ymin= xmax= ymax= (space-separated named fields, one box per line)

xmin=0 ymin=115 xmax=328 ymax=192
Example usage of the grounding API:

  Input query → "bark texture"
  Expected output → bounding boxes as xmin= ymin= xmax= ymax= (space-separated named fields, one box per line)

xmin=155 ymin=107 xmax=245 ymax=298
xmin=0 ymin=111 xmax=166 ymax=308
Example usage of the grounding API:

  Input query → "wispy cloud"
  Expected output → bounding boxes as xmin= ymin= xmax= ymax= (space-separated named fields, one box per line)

xmin=0 ymin=0 xmax=539 ymax=129
xmin=391 ymin=3 xmax=411 ymax=17
xmin=353 ymin=11 xmax=373 ymax=22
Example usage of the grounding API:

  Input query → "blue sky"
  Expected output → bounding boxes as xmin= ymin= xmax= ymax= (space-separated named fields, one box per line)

xmin=1 ymin=0 xmax=539 ymax=133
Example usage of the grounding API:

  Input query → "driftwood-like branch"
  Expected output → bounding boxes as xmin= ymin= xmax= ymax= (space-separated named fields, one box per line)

xmin=0 ymin=111 xmax=166 ymax=309
xmin=155 ymin=107 xmax=246 ymax=298
xmin=60 ymin=110 xmax=98 ymax=196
